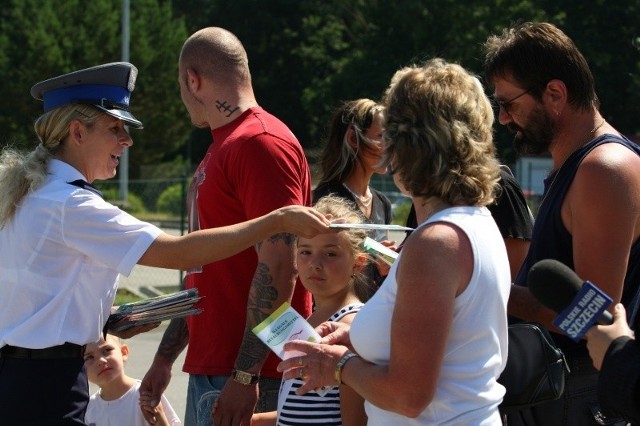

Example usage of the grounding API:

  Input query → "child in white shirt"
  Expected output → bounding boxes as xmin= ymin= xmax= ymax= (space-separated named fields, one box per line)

xmin=84 ymin=334 xmax=181 ymax=426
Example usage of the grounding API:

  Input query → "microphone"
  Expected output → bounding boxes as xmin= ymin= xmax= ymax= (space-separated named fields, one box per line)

xmin=528 ymin=259 xmax=613 ymax=341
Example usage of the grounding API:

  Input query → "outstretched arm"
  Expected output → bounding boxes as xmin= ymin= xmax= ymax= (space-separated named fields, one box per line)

xmin=138 ymin=205 xmax=331 ymax=270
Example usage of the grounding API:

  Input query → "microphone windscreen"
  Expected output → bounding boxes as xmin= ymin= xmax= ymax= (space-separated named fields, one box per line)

xmin=527 ymin=259 xmax=583 ymax=314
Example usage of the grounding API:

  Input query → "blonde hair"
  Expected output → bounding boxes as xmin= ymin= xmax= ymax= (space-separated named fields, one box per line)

xmin=382 ymin=58 xmax=500 ymax=206
xmin=312 ymin=195 xmax=372 ymax=302
xmin=0 ymin=105 xmax=101 ymax=228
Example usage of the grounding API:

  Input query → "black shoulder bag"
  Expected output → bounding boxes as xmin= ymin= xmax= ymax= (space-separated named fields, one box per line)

xmin=498 ymin=322 xmax=570 ymax=412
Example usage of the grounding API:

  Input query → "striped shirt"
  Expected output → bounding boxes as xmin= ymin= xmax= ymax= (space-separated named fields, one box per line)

xmin=277 ymin=304 xmax=363 ymax=426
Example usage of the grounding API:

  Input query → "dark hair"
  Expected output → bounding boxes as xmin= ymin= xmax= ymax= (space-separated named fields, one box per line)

xmin=483 ymin=22 xmax=598 ymax=110
xmin=317 ymin=99 xmax=384 ymax=185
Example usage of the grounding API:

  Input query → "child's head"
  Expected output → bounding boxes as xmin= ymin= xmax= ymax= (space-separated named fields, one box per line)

xmin=83 ymin=334 xmax=129 ymax=387
xmin=298 ymin=195 xmax=370 ymax=301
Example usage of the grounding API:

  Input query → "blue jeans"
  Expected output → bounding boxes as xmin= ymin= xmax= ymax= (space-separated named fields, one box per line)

xmin=184 ymin=374 xmax=281 ymax=426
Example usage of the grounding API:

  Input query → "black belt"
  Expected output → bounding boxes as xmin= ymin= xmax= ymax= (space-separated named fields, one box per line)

xmin=0 ymin=343 xmax=86 ymax=359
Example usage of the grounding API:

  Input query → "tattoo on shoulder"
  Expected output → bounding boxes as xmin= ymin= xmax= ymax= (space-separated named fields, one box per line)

xmin=215 ymin=99 xmax=239 ymax=117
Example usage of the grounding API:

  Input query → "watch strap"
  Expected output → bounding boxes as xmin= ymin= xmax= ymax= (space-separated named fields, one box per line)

xmin=231 ymin=369 xmax=260 ymax=385
xmin=334 ymin=351 xmax=359 ymax=384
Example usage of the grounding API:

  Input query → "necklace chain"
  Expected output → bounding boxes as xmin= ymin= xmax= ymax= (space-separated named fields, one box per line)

xmin=540 ymin=119 xmax=606 ymax=207
xmin=343 ymin=183 xmax=372 ymax=208
xmin=590 ymin=119 xmax=606 ymax=135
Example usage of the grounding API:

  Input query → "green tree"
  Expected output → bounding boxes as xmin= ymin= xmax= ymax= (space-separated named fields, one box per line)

xmin=2 ymin=0 xmax=639 ymax=178
xmin=0 ymin=0 xmax=122 ymax=147
xmin=0 ymin=0 xmax=190 ymax=178
xmin=128 ymin=0 xmax=190 ymax=176
xmin=536 ymin=0 xmax=640 ymax=138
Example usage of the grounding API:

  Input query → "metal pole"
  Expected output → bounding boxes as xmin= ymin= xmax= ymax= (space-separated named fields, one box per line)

xmin=119 ymin=0 xmax=130 ymax=202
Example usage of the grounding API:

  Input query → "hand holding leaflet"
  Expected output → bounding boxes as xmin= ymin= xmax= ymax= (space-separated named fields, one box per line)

xmin=252 ymin=302 xmax=322 ymax=359
xmin=106 ymin=288 xmax=204 ymax=332
xmin=252 ymin=302 xmax=329 ymax=396
xmin=361 ymin=237 xmax=399 ymax=266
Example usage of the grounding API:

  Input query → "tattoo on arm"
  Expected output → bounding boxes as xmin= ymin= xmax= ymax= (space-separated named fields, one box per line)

xmin=157 ymin=317 xmax=189 ymax=363
xmin=256 ymin=232 xmax=296 ymax=252
xmin=236 ymin=330 xmax=270 ymax=371
xmin=248 ymin=262 xmax=278 ymax=322
xmin=236 ymin=233 xmax=297 ymax=370
xmin=237 ymin=262 xmax=276 ymax=369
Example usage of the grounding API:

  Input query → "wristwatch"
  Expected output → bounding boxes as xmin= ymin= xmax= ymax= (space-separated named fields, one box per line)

xmin=231 ymin=369 xmax=260 ymax=385
xmin=335 ymin=351 xmax=359 ymax=384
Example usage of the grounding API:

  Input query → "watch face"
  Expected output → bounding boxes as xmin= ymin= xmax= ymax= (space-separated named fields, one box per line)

xmin=233 ymin=370 xmax=256 ymax=385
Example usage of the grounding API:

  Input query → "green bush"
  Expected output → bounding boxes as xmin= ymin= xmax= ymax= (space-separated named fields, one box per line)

xmin=156 ymin=184 xmax=185 ymax=216
xmin=101 ymin=188 xmax=147 ymax=214
xmin=392 ymin=199 xmax=413 ymax=226
xmin=114 ymin=289 xmax=142 ymax=306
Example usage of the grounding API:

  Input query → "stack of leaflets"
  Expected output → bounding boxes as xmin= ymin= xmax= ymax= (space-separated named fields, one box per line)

xmin=106 ymin=288 xmax=203 ymax=332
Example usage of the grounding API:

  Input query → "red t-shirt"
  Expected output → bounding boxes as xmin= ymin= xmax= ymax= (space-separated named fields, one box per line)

xmin=184 ymin=107 xmax=312 ymax=377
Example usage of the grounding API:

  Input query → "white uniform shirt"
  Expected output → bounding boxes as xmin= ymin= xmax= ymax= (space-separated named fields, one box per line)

xmin=0 ymin=159 xmax=161 ymax=348
xmin=350 ymin=207 xmax=510 ymax=425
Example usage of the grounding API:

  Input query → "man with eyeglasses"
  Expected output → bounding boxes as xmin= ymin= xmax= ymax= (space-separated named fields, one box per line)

xmin=484 ymin=22 xmax=640 ymax=425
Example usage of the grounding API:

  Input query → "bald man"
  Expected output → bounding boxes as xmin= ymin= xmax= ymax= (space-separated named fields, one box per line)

xmin=141 ymin=27 xmax=313 ymax=426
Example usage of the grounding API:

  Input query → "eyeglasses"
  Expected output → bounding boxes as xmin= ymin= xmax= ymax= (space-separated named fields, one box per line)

xmin=493 ymin=88 xmax=531 ymax=114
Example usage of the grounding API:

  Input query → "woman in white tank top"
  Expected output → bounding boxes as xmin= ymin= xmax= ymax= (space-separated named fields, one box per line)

xmin=277 ymin=59 xmax=511 ymax=425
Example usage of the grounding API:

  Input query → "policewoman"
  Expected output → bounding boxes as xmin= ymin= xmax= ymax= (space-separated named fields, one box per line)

xmin=0 ymin=63 xmax=330 ymax=425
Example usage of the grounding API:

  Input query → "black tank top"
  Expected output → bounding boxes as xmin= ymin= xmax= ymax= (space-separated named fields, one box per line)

xmin=514 ymin=134 xmax=640 ymax=353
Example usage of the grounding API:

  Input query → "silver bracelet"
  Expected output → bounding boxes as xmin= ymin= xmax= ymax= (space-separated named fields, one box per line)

xmin=334 ymin=351 xmax=359 ymax=384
